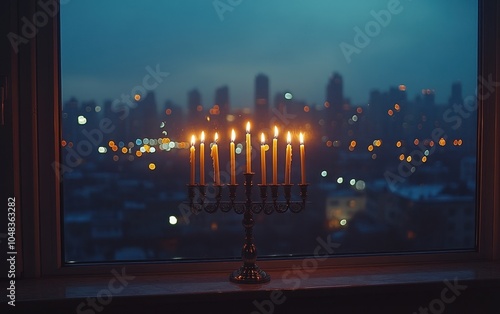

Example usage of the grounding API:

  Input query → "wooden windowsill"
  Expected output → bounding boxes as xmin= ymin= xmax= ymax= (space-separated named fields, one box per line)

xmin=10 ymin=260 xmax=500 ymax=313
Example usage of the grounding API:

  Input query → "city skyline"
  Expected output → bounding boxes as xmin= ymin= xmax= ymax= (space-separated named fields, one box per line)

xmin=62 ymin=71 xmax=470 ymax=119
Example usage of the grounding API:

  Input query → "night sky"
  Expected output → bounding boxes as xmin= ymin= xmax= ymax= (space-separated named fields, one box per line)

xmin=60 ymin=0 xmax=478 ymax=108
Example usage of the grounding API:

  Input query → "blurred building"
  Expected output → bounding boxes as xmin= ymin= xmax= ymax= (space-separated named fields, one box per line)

xmin=254 ymin=73 xmax=269 ymax=127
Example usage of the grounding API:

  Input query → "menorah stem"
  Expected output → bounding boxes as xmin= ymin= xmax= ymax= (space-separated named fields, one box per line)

xmin=228 ymin=184 xmax=238 ymax=206
xmin=198 ymin=185 xmax=206 ymax=207
xmin=229 ymin=173 xmax=270 ymax=284
xmin=299 ymin=184 xmax=308 ymax=207
xmin=242 ymin=202 xmax=255 ymax=263
xmin=270 ymin=184 xmax=279 ymax=211
xmin=243 ymin=174 xmax=255 ymax=264
xmin=215 ymin=184 xmax=222 ymax=209
xmin=283 ymin=184 xmax=293 ymax=210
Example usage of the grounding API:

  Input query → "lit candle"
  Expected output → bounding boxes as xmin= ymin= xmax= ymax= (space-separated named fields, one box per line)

xmin=246 ymin=122 xmax=251 ymax=173
xmin=211 ymin=132 xmax=220 ymax=185
xmin=273 ymin=126 xmax=278 ymax=185
xmin=300 ymin=133 xmax=306 ymax=185
xmin=285 ymin=131 xmax=292 ymax=184
xmin=230 ymin=129 xmax=236 ymax=185
xmin=190 ymin=135 xmax=196 ymax=185
xmin=200 ymin=131 xmax=205 ymax=185
xmin=261 ymin=133 xmax=266 ymax=185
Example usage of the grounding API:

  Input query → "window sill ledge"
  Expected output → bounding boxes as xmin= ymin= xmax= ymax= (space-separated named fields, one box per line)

xmin=11 ymin=260 xmax=500 ymax=313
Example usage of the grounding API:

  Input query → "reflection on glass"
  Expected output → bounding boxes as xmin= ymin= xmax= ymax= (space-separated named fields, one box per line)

xmin=60 ymin=0 xmax=478 ymax=262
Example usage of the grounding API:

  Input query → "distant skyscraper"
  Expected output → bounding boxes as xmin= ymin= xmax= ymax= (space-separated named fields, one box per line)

xmin=325 ymin=72 xmax=345 ymax=135
xmin=422 ymin=88 xmax=435 ymax=107
xmin=448 ymin=82 xmax=463 ymax=106
xmin=326 ymin=72 xmax=343 ymax=110
xmin=132 ymin=91 xmax=158 ymax=137
xmin=255 ymin=74 xmax=269 ymax=119
xmin=188 ymin=89 xmax=202 ymax=116
xmin=214 ymin=86 xmax=230 ymax=117
xmin=81 ymin=100 xmax=99 ymax=130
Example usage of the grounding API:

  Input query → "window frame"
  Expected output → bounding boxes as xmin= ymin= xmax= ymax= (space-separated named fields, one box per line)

xmin=13 ymin=0 xmax=499 ymax=278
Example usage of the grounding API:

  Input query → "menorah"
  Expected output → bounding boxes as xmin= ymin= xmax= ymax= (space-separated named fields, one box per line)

xmin=187 ymin=123 xmax=308 ymax=284
xmin=188 ymin=175 xmax=308 ymax=284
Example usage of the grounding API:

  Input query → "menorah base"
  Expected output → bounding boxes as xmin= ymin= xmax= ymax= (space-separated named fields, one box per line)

xmin=229 ymin=264 xmax=270 ymax=284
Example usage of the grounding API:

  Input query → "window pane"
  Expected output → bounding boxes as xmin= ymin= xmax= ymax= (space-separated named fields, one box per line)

xmin=60 ymin=0 xmax=478 ymax=262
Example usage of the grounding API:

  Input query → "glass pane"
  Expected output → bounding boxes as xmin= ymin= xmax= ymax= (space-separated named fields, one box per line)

xmin=60 ymin=0 xmax=478 ymax=262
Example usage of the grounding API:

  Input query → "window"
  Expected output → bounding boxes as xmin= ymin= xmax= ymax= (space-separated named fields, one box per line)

xmin=56 ymin=0 xmax=482 ymax=263
xmin=11 ymin=0 xmax=498 ymax=277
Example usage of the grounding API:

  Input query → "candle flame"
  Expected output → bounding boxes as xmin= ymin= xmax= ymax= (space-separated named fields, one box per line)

xmin=261 ymin=133 xmax=265 ymax=144
xmin=274 ymin=126 xmax=278 ymax=138
xmin=201 ymin=131 xmax=205 ymax=143
xmin=231 ymin=129 xmax=235 ymax=142
xmin=246 ymin=121 xmax=251 ymax=133
xmin=287 ymin=131 xmax=291 ymax=144
xmin=191 ymin=135 xmax=195 ymax=146
xmin=214 ymin=132 xmax=219 ymax=143
xmin=300 ymin=132 xmax=304 ymax=145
